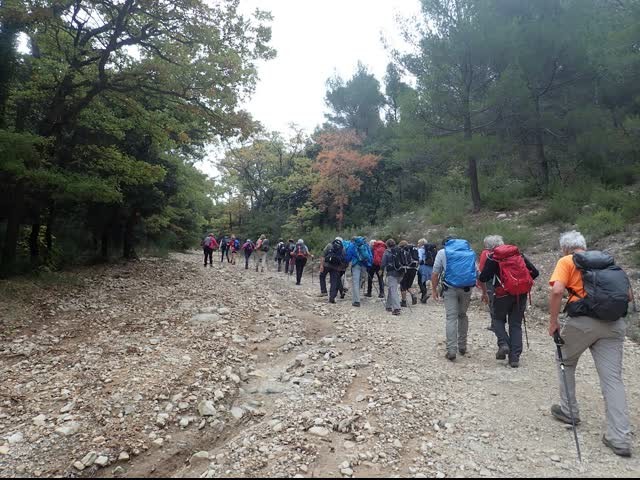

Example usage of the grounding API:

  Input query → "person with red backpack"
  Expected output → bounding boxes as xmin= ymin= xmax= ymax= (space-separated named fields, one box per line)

xmin=201 ymin=233 xmax=218 ymax=267
xmin=366 ymin=239 xmax=386 ymax=299
xmin=241 ymin=239 xmax=255 ymax=270
xmin=478 ymin=235 xmax=506 ymax=332
xmin=291 ymin=239 xmax=312 ymax=285
xmin=479 ymin=241 xmax=539 ymax=368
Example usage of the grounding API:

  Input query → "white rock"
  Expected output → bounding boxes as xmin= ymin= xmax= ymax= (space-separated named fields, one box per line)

xmin=81 ymin=451 xmax=97 ymax=466
xmin=191 ymin=451 xmax=210 ymax=463
xmin=152 ymin=438 xmax=164 ymax=447
xmin=73 ymin=461 xmax=86 ymax=471
xmin=393 ymin=439 xmax=403 ymax=448
xmin=95 ymin=455 xmax=109 ymax=467
xmin=230 ymin=407 xmax=245 ymax=419
xmin=388 ymin=376 xmax=402 ymax=384
xmin=480 ymin=469 xmax=491 ymax=477
xmin=341 ymin=467 xmax=354 ymax=476
xmin=60 ymin=401 xmax=76 ymax=414
xmin=198 ymin=401 xmax=216 ymax=417
xmin=217 ymin=307 xmax=230 ymax=315
xmin=179 ymin=418 xmax=190 ymax=428
xmin=33 ymin=414 xmax=47 ymax=427
xmin=156 ymin=413 xmax=169 ymax=427
xmin=118 ymin=452 xmax=130 ymax=461
xmin=0 ymin=445 xmax=9 ymax=455
xmin=7 ymin=432 xmax=24 ymax=445
xmin=191 ymin=313 xmax=220 ymax=324
xmin=309 ymin=426 xmax=330 ymax=437
xmin=550 ymin=455 xmax=561 ymax=463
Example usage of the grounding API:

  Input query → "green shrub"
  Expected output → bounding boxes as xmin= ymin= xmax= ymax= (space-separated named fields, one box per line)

xmin=453 ymin=221 xmax=536 ymax=252
xmin=576 ymin=209 xmax=625 ymax=240
xmin=429 ymin=189 xmax=468 ymax=227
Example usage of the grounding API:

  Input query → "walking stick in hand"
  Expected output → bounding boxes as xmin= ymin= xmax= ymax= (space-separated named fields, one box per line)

xmin=554 ymin=330 xmax=582 ymax=463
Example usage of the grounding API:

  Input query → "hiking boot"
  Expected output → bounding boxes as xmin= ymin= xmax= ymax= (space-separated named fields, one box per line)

xmin=509 ymin=361 xmax=520 ymax=368
xmin=602 ymin=435 xmax=631 ymax=457
xmin=329 ymin=298 xmax=336 ymax=304
xmin=496 ymin=345 xmax=510 ymax=360
xmin=411 ymin=294 xmax=418 ymax=305
xmin=445 ymin=352 xmax=456 ymax=361
xmin=352 ymin=302 xmax=361 ymax=307
xmin=340 ymin=292 xmax=345 ymax=299
xmin=401 ymin=300 xmax=408 ymax=308
xmin=459 ymin=348 xmax=467 ymax=356
xmin=386 ymin=307 xmax=392 ymax=312
xmin=364 ymin=293 xmax=372 ymax=298
xmin=420 ymin=292 xmax=428 ymax=304
xmin=486 ymin=325 xmax=495 ymax=332
xmin=296 ymin=282 xmax=301 ymax=286
xmin=378 ymin=293 xmax=385 ymax=299
xmin=318 ymin=292 xmax=328 ymax=297
xmin=550 ymin=404 xmax=581 ymax=426
xmin=392 ymin=309 xmax=401 ymax=316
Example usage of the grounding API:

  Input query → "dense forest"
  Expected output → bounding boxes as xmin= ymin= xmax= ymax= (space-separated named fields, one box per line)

xmin=1 ymin=0 xmax=640 ymax=275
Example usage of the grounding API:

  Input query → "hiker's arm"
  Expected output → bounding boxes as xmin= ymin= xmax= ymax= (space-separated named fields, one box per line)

xmin=549 ymin=281 xmax=566 ymax=336
xmin=478 ymin=258 xmax=496 ymax=283
xmin=431 ymin=272 xmax=440 ymax=299
xmin=524 ymin=256 xmax=540 ymax=280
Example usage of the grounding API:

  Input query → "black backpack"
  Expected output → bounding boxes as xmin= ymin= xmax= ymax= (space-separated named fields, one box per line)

xmin=387 ymin=246 xmax=405 ymax=272
xmin=261 ymin=239 xmax=270 ymax=252
xmin=565 ymin=251 xmax=630 ymax=322
xmin=423 ymin=243 xmax=437 ymax=267
xmin=325 ymin=239 xmax=345 ymax=266
xmin=405 ymin=245 xmax=419 ymax=270
xmin=277 ymin=242 xmax=288 ymax=257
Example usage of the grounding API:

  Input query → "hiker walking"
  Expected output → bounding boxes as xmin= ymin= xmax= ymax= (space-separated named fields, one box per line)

xmin=548 ymin=231 xmax=632 ymax=457
xmin=254 ymin=234 xmax=270 ymax=273
xmin=432 ymin=237 xmax=477 ymax=361
xmin=417 ymin=238 xmax=437 ymax=304
xmin=366 ymin=239 xmax=386 ymax=299
xmin=241 ymin=238 xmax=255 ymax=270
xmin=398 ymin=240 xmax=420 ymax=307
xmin=346 ymin=236 xmax=373 ymax=307
xmin=291 ymin=239 xmax=312 ymax=285
xmin=478 ymin=236 xmax=504 ymax=332
xmin=201 ymin=233 xmax=218 ymax=267
xmin=220 ymin=235 xmax=231 ymax=263
xmin=230 ymin=235 xmax=240 ymax=265
xmin=275 ymin=239 xmax=287 ymax=272
xmin=321 ymin=237 xmax=348 ymax=304
xmin=479 ymin=238 xmax=539 ymax=368
xmin=381 ymin=239 xmax=403 ymax=316
xmin=285 ymin=239 xmax=296 ymax=275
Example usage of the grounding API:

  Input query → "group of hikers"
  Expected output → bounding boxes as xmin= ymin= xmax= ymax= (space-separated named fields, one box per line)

xmin=201 ymin=229 xmax=635 ymax=458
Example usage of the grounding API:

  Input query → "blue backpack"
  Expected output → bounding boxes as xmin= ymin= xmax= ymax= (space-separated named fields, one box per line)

xmin=354 ymin=236 xmax=373 ymax=267
xmin=444 ymin=239 xmax=477 ymax=288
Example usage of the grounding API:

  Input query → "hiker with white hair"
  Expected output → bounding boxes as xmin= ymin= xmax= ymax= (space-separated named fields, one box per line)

xmin=291 ymin=239 xmax=312 ymax=285
xmin=548 ymin=230 xmax=632 ymax=457
xmin=478 ymin=235 xmax=505 ymax=332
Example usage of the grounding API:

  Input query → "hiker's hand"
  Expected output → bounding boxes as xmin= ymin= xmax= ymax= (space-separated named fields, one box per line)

xmin=432 ymin=290 xmax=441 ymax=301
xmin=481 ymin=293 xmax=489 ymax=305
xmin=319 ymin=265 xmax=324 ymax=273
xmin=549 ymin=319 xmax=560 ymax=337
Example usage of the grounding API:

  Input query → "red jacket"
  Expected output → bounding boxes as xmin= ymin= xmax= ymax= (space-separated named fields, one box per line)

xmin=372 ymin=241 xmax=387 ymax=267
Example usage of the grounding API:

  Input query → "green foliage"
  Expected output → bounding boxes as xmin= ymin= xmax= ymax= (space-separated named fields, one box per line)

xmin=452 ymin=221 xmax=536 ymax=252
xmin=576 ymin=209 xmax=626 ymax=241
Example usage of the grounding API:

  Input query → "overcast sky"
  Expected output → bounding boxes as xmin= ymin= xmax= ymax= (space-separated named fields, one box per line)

xmin=197 ymin=0 xmax=422 ymax=176
xmin=241 ymin=0 xmax=421 ymax=134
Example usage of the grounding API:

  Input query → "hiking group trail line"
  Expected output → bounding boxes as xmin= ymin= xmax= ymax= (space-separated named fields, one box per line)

xmin=0 ymin=251 xmax=638 ymax=478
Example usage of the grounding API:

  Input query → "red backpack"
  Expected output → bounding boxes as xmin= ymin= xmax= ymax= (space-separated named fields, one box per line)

xmin=372 ymin=241 xmax=386 ymax=267
xmin=491 ymin=245 xmax=534 ymax=296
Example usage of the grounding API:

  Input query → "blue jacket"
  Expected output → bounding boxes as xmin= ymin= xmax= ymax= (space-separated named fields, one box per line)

xmin=346 ymin=238 xmax=373 ymax=268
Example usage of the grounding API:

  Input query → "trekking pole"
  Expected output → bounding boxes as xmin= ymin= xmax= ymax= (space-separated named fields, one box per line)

xmin=311 ymin=257 xmax=315 ymax=284
xmin=523 ymin=314 xmax=530 ymax=350
xmin=554 ymin=330 xmax=582 ymax=463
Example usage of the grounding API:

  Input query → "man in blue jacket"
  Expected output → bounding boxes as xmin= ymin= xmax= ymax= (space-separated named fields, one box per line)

xmin=346 ymin=236 xmax=373 ymax=307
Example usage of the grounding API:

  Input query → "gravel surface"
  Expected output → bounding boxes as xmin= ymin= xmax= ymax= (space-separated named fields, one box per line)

xmin=0 ymin=252 xmax=638 ymax=478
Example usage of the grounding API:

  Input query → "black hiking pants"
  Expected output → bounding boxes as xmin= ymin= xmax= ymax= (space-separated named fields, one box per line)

xmin=329 ymin=268 xmax=344 ymax=301
xmin=319 ymin=269 xmax=328 ymax=294
xmin=276 ymin=256 xmax=284 ymax=272
xmin=203 ymin=247 xmax=213 ymax=266
xmin=401 ymin=269 xmax=417 ymax=292
xmin=367 ymin=265 xmax=384 ymax=297
xmin=244 ymin=252 xmax=251 ymax=269
xmin=220 ymin=246 xmax=230 ymax=263
xmin=493 ymin=294 xmax=527 ymax=362
xmin=295 ymin=257 xmax=307 ymax=284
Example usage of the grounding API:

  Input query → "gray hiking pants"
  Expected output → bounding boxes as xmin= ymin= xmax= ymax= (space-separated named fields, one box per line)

xmin=557 ymin=315 xmax=631 ymax=449
xmin=351 ymin=265 xmax=368 ymax=304
xmin=443 ymin=286 xmax=472 ymax=355
xmin=386 ymin=274 xmax=401 ymax=311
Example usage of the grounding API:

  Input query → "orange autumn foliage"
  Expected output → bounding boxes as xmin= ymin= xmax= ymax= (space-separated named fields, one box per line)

xmin=311 ymin=130 xmax=380 ymax=230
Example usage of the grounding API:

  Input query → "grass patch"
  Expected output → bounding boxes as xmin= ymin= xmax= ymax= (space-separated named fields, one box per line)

xmin=450 ymin=221 xmax=536 ymax=252
xmin=576 ymin=209 xmax=625 ymax=241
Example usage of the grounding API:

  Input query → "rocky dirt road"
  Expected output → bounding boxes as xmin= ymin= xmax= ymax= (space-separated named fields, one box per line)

xmin=1 ymin=252 xmax=639 ymax=478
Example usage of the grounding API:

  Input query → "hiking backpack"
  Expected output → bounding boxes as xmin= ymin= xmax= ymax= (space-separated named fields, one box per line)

xmin=220 ymin=237 xmax=229 ymax=248
xmin=354 ymin=237 xmax=373 ymax=266
xmin=404 ymin=244 xmax=420 ymax=270
xmin=277 ymin=242 xmax=288 ymax=257
xmin=325 ymin=239 xmax=345 ymax=266
xmin=491 ymin=245 xmax=534 ymax=297
xmin=372 ymin=241 xmax=386 ymax=267
xmin=387 ymin=246 xmax=405 ymax=272
xmin=443 ymin=239 xmax=477 ymax=288
xmin=295 ymin=244 xmax=307 ymax=258
xmin=565 ymin=251 xmax=630 ymax=322
xmin=203 ymin=237 xmax=213 ymax=249
xmin=423 ymin=243 xmax=437 ymax=267
xmin=260 ymin=239 xmax=270 ymax=252
xmin=244 ymin=242 xmax=255 ymax=254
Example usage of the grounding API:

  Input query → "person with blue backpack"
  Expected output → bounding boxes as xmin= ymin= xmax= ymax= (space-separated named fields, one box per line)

xmin=431 ymin=236 xmax=478 ymax=361
xmin=346 ymin=236 xmax=373 ymax=307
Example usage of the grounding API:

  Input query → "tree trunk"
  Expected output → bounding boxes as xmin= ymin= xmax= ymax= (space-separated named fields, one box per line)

xmin=464 ymin=113 xmax=481 ymax=212
xmin=123 ymin=212 xmax=138 ymax=260
xmin=1 ymin=184 xmax=24 ymax=274
xmin=101 ymin=228 xmax=109 ymax=260
xmin=534 ymin=97 xmax=549 ymax=193
xmin=29 ymin=223 xmax=40 ymax=265
xmin=44 ymin=206 xmax=54 ymax=262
